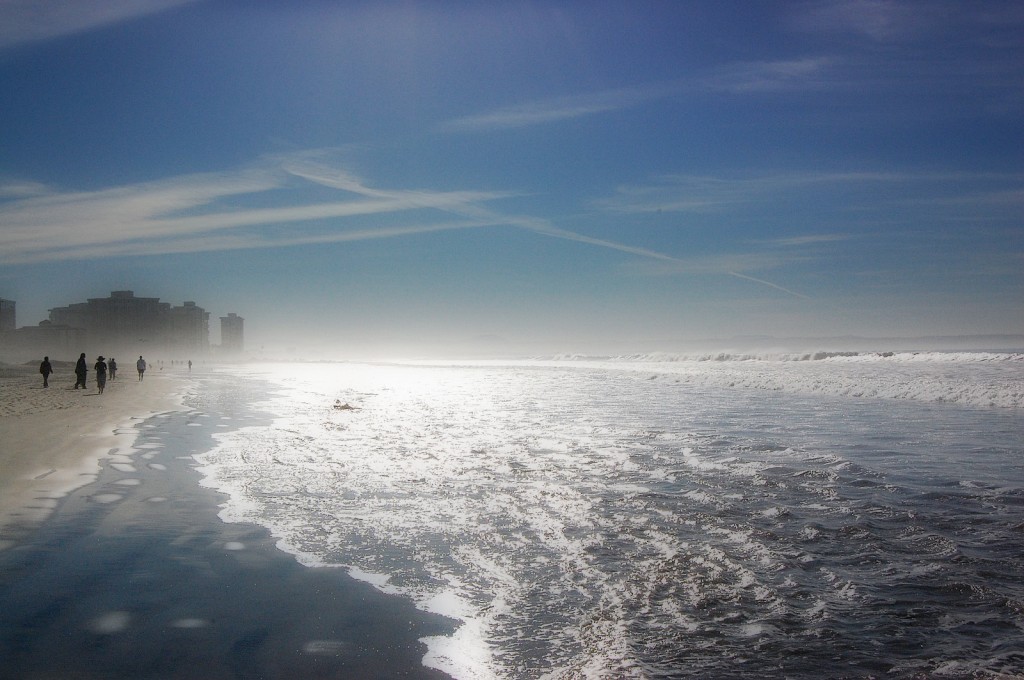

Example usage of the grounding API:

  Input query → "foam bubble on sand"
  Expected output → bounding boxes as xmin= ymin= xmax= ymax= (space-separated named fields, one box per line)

xmin=114 ymin=478 xmax=141 ymax=486
xmin=303 ymin=640 xmax=350 ymax=655
xmin=110 ymin=463 xmax=136 ymax=473
xmin=147 ymin=463 xmax=167 ymax=471
xmin=145 ymin=496 xmax=168 ymax=503
xmin=224 ymin=541 xmax=246 ymax=551
xmin=170 ymin=618 xmax=209 ymax=629
xmin=347 ymin=566 xmax=391 ymax=589
xmin=91 ymin=493 xmax=123 ymax=504
xmin=88 ymin=611 xmax=131 ymax=634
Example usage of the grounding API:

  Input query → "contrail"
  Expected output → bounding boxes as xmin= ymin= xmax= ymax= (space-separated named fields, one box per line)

xmin=289 ymin=161 xmax=810 ymax=299
xmin=523 ymin=220 xmax=810 ymax=299
xmin=725 ymin=271 xmax=810 ymax=299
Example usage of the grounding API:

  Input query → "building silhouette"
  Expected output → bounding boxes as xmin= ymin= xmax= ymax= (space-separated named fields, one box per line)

xmin=47 ymin=291 xmax=210 ymax=359
xmin=168 ymin=301 xmax=211 ymax=354
xmin=0 ymin=291 xmax=241 ymax=362
xmin=220 ymin=313 xmax=244 ymax=354
xmin=0 ymin=298 xmax=14 ymax=332
xmin=1 ymin=320 xmax=86 ymax=361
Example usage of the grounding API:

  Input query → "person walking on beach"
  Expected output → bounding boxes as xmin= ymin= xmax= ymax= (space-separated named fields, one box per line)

xmin=137 ymin=355 xmax=147 ymax=381
xmin=94 ymin=356 xmax=108 ymax=394
xmin=39 ymin=356 xmax=53 ymax=388
xmin=74 ymin=353 xmax=88 ymax=389
xmin=108 ymin=357 xmax=117 ymax=380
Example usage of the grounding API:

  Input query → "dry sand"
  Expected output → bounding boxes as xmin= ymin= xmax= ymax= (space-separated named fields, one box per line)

xmin=0 ymin=361 xmax=187 ymax=548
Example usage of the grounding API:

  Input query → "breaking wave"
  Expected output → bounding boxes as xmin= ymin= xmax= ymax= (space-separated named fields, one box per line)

xmin=530 ymin=352 xmax=1024 ymax=409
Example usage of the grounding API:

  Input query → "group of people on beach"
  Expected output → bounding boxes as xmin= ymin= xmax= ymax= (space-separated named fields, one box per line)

xmin=39 ymin=354 xmax=148 ymax=392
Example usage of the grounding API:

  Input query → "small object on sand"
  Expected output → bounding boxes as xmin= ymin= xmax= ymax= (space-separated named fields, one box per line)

xmin=333 ymin=400 xmax=357 ymax=410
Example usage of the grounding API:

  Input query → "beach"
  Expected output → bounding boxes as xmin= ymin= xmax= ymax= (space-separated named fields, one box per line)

xmin=0 ymin=362 xmax=456 ymax=679
xmin=0 ymin=361 xmax=185 ymax=548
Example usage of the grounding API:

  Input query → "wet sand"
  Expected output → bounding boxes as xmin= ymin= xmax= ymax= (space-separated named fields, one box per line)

xmin=0 ymin=363 xmax=456 ymax=679
xmin=0 ymin=361 xmax=185 ymax=549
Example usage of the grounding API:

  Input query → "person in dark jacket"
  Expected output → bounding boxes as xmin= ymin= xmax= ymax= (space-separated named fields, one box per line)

xmin=74 ymin=353 xmax=88 ymax=389
xmin=108 ymin=357 xmax=117 ymax=380
xmin=39 ymin=356 xmax=53 ymax=388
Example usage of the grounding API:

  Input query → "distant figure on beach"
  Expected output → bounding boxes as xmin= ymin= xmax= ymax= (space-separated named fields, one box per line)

xmin=39 ymin=356 xmax=53 ymax=388
xmin=109 ymin=357 xmax=117 ymax=380
xmin=74 ymin=353 xmax=88 ymax=389
xmin=95 ymin=356 xmax=108 ymax=394
xmin=137 ymin=355 xmax=147 ymax=381
xmin=188 ymin=359 xmax=192 ymax=372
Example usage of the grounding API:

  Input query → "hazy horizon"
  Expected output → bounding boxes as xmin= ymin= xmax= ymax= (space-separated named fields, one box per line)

xmin=2 ymin=1 xmax=1022 ymax=356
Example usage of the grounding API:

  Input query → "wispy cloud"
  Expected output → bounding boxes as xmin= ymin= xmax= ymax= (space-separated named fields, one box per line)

xmin=32 ymin=219 xmax=493 ymax=264
xmin=595 ymin=171 xmax=1024 ymax=214
xmin=756 ymin=233 xmax=853 ymax=247
xmin=440 ymin=58 xmax=839 ymax=134
xmin=0 ymin=179 xmax=49 ymax=198
xmin=284 ymin=157 xmax=805 ymax=293
xmin=0 ymin=159 xmax=507 ymax=265
xmin=439 ymin=82 xmax=682 ymax=133
xmin=0 ymin=153 xmax=811 ymax=298
xmin=286 ymin=159 xmax=811 ymax=297
xmin=701 ymin=57 xmax=835 ymax=93
xmin=789 ymin=0 xmax=1024 ymax=45
xmin=790 ymin=0 xmax=942 ymax=42
xmin=0 ymin=0 xmax=202 ymax=50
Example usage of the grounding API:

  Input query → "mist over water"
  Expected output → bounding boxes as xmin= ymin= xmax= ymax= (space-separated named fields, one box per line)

xmin=188 ymin=355 xmax=1024 ymax=678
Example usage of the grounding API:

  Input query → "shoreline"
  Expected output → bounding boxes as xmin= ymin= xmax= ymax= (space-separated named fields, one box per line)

xmin=0 ymin=361 xmax=188 ymax=548
xmin=0 ymin=363 xmax=457 ymax=678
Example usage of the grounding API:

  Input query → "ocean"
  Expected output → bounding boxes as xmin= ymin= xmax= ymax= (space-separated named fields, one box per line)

xmin=186 ymin=352 xmax=1024 ymax=679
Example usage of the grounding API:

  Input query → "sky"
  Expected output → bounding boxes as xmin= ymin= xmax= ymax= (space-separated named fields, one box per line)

xmin=1 ymin=0 xmax=1022 ymax=357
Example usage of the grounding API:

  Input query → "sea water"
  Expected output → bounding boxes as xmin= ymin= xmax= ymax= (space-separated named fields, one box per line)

xmin=188 ymin=353 xmax=1024 ymax=679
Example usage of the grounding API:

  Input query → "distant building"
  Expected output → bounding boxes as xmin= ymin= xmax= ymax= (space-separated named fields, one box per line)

xmin=0 ymin=320 xmax=86 ymax=362
xmin=168 ymin=301 xmax=211 ymax=355
xmin=220 ymin=313 xmax=244 ymax=354
xmin=0 ymin=298 xmax=14 ymax=332
xmin=47 ymin=290 xmax=210 ymax=358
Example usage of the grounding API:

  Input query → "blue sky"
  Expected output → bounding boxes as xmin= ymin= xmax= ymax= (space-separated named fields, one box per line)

xmin=1 ymin=0 xmax=1022 ymax=356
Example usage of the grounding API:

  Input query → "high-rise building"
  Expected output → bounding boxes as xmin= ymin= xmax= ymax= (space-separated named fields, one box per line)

xmin=220 ymin=313 xmax=244 ymax=354
xmin=168 ymin=301 xmax=211 ymax=355
xmin=0 ymin=320 xmax=85 ymax=361
xmin=48 ymin=290 xmax=209 ymax=357
xmin=0 ymin=298 xmax=14 ymax=332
